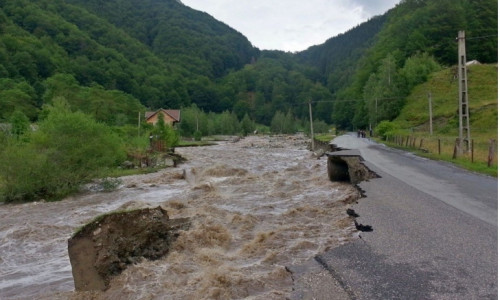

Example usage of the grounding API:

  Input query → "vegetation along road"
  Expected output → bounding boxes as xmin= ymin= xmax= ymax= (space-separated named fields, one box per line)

xmin=302 ymin=133 xmax=497 ymax=299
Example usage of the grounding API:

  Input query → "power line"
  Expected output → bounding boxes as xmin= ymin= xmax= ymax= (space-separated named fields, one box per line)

xmin=310 ymin=96 xmax=405 ymax=104
xmin=467 ymin=34 xmax=498 ymax=40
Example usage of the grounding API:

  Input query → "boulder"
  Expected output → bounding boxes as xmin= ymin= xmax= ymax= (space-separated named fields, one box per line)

xmin=68 ymin=206 xmax=189 ymax=291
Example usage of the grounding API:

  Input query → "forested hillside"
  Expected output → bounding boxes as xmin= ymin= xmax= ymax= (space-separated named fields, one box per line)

xmin=66 ymin=0 xmax=259 ymax=79
xmin=0 ymin=0 xmax=258 ymax=123
xmin=326 ymin=0 xmax=497 ymax=129
xmin=297 ymin=14 xmax=388 ymax=94
xmin=0 ymin=0 xmax=496 ymax=128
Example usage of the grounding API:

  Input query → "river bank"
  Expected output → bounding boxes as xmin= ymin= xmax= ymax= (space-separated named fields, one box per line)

xmin=0 ymin=134 xmax=359 ymax=299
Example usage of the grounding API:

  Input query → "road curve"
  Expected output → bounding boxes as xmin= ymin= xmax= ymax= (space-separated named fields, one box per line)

xmin=293 ymin=133 xmax=497 ymax=299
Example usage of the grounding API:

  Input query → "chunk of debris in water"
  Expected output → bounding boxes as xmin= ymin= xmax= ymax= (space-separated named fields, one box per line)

xmin=68 ymin=206 xmax=190 ymax=291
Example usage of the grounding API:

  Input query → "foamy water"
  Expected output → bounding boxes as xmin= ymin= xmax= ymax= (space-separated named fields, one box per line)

xmin=0 ymin=134 xmax=359 ymax=299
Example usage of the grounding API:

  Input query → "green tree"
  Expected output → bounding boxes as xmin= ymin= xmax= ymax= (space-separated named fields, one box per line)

xmin=216 ymin=111 xmax=240 ymax=135
xmin=0 ymin=100 xmax=125 ymax=202
xmin=361 ymin=54 xmax=404 ymax=126
xmin=375 ymin=120 xmax=400 ymax=140
xmin=270 ymin=110 xmax=296 ymax=134
xmin=240 ymin=113 xmax=254 ymax=136
xmin=400 ymin=52 xmax=441 ymax=93
xmin=313 ymin=119 xmax=330 ymax=134
xmin=152 ymin=113 xmax=179 ymax=148
xmin=178 ymin=104 xmax=206 ymax=137
xmin=10 ymin=110 xmax=30 ymax=138
xmin=271 ymin=111 xmax=285 ymax=134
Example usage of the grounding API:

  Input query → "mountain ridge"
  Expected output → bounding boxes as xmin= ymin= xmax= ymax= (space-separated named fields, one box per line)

xmin=0 ymin=0 xmax=496 ymax=131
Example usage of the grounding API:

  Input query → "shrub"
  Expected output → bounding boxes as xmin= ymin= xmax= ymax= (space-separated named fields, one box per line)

xmin=0 ymin=102 xmax=125 ymax=202
xmin=194 ymin=130 xmax=202 ymax=141
xmin=0 ymin=143 xmax=52 ymax=202
xmin=240 ymin=113 xmax=254 ymax=136
xmin=375 ymin=121 xmax=400 ymax=140
xmin=152 ymin=114 xmax=179 ymax=147
xmin=313 ymin=119 xmax=330 ymax=134
xmin=10 ymin=110 xmax=30 ymax=138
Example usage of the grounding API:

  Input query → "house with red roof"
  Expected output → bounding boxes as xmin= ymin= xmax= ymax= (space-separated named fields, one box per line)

xmin=145 ymin=109 xmax=181 ymax=126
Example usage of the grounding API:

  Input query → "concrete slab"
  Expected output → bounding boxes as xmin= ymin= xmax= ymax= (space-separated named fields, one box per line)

xmin=325 ymin=149 xmax=362 ymax=158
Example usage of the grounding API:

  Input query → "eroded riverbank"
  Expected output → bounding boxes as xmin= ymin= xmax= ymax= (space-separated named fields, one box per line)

xmin=0 ymin=134 xmax=360 ymax=299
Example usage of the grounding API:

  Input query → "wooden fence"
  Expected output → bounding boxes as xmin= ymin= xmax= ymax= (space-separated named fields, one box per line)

xmin=388 ymin=135 xmax=497 ymax=167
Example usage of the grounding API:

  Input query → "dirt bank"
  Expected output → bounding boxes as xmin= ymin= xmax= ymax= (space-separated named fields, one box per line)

xmin=68 ymin=207 xmax=190 ymax=291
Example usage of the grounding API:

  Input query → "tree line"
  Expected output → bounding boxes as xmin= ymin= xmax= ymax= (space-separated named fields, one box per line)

xmin=0 ymin=0 xmax=496 ymax=131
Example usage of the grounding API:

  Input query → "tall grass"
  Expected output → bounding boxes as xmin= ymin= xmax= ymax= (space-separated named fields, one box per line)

xmin=385 ymin=134 xmax=497 ymax=176
xmin=387 ymin=64 xmax=498 ymax=176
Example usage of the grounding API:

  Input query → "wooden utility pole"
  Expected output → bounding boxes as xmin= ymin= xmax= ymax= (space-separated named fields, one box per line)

xmin=457 ymin=30 xmax=471 ymax=155
xmin=138 ymin=111 xmax=141 ymax=137
xmin=309 ymin=101 xmax=315 ymax=151
xmin=428 ymin=92 xmax=433 ymax=135
xmin=488 ymin=139 xmax=496 ymax=167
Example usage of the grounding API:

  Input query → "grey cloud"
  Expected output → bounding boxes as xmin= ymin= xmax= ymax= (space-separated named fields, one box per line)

xmin=350 ymin=0 xmax=400 ymax=15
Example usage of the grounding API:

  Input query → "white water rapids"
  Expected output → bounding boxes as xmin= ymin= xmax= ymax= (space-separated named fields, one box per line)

xmin=0 ymin=134 xmax=359 ymax=299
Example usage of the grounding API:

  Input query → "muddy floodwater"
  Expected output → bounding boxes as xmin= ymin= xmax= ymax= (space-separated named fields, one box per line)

xmin=0 ymin=134 xmax=360 ymax=299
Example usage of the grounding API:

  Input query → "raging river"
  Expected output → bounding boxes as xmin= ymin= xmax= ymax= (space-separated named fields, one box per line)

xmin=0 ymin=134 xmax=360 ymax=299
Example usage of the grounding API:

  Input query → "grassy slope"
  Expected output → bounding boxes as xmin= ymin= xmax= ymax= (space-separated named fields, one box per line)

xmin=396 ymin=64 xmax=497 ymax=135
xmin=391 ymin=64 xmax=498 ymax=176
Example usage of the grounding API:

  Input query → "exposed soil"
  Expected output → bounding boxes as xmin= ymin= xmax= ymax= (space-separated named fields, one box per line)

xmin=68 ymin=207 xmax=190 ymax=291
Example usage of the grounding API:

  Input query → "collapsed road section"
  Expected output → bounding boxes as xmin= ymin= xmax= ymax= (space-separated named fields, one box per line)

xmin=288 ymin=145 xmax=380 ymax=300
xmin=302 ymin=134 xmax=498 ymax=299
xmin=326 ymin=148 xmax=379 ymax=185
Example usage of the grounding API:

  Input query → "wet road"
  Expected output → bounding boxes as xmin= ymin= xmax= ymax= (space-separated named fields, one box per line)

xmin=300 ymin=134 xmax=497 ymax=299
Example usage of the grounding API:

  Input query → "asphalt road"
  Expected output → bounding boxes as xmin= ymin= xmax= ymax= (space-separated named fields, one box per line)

xmin=292 ymin=134 xmax=497 ymax=299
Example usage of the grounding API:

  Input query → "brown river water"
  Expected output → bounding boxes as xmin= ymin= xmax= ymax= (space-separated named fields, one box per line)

xmin=0 ymin=134 xmax=359 ymax=300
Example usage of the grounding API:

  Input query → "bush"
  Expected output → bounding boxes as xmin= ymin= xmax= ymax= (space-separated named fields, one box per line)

xmin=271 ymin=110 xmax=296 ymax=134
xmin=313 ymin=119 xmax=330 ymax=134
xmin=0 ymin=103 xmax=125 ymax=202
xmin=375 ymin=121 xmax=400 ymax=140
xmin=0 ymin=143 xmax=52 ymax=202
xmin=194 ymin=130 xmax=202 ymax=141
xmin=240 ymin=113 xmax=254 ymax=136
xmin=152 ymin=114 xmax=179 ymax=147
xmin=10 ymin=110 xmax=30 ymax=138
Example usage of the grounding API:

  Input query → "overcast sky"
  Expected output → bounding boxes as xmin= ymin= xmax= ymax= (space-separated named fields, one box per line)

xmin=181 ymin=0 xmax=401 ymax=52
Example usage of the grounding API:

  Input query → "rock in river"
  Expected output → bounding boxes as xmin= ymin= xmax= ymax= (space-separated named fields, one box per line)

xmin=68 ymin=206 xmax=190 ymax=291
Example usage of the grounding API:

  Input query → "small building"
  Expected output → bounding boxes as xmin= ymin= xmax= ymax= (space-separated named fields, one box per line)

xmin=145 ymin=109 xmax=181 ymax=126
xmin=466 ymin=60 xmax=481 ymax=66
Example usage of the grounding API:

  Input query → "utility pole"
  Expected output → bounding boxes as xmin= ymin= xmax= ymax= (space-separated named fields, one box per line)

xmin=428 ymin=92 xmax=433 ymax=135
xmin=457 ymin=30 xmax=471 ymax=155
xmin=138 ymin=111 xmax=141 ymax=137
xmin=309 ymin=101 xmax=315 ymax=151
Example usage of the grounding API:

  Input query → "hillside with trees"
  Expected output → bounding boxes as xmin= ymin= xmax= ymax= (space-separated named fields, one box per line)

xmin=0 ymin=0 xmax=259 ymax=123
xmin=0 ymin=0 xmax=495 ymax=128
xmin=66 ymin=0 xmax=259 ymax=79
xmin=325 ymin=0 xmax=497 ymax=129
